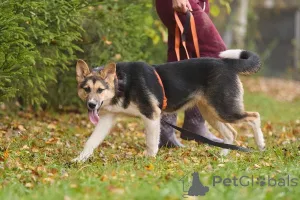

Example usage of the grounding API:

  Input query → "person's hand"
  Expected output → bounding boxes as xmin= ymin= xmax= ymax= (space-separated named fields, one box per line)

xmin=172 ymin=0 xmax=192 ymax=13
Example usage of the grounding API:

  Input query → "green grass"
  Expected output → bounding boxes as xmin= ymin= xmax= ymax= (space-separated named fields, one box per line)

xmin=244 ymin=92 xmax=300 ymax=122
xmin=0 ymin=90 xmax=300 ymax=200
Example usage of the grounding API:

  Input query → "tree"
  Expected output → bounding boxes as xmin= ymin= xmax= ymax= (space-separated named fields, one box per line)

xmin=0 ymin=0 xmax=85 ymax=106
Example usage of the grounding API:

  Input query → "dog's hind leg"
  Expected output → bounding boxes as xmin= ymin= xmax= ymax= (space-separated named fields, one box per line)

xmin=72 ymin=113 xmax=115 ymax=162
xmin=197 ymin=103 xmax=236 ymax=156
xmin=238 ymin=112 xmax=265 ymax=151
xmin=225 ymin=124 xmax=238 ymax=140
xmin=143 ymin=116 xmax=161 ymax=157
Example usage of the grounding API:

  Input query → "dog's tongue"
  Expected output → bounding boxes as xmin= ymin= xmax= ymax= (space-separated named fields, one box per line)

xmin=88 ymin=110 xmax=99 ymax=125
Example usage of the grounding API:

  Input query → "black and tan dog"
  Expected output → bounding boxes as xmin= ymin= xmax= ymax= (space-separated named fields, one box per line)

xmin=73 ymin=49 xmax=265 ymax=162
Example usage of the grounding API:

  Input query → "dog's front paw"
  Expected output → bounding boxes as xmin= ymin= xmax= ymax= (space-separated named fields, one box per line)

xmin=220 ymin=149 xmax=230 ymax=156
xmin=145 ymin=149 xmax=158 ymax=157
xmin=72 ymin=149 xmax=94 ymax=163
xmin=258 ymin=144 xmax=266 ymax=152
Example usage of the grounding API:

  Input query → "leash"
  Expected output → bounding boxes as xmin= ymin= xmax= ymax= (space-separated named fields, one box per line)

xmin=162 ymin=118 xmax=252 ymax=152
xmin=174 ymin=10 xmax=200 ymax=60
xmin=154 ymin=10 xmax=201 ymax=110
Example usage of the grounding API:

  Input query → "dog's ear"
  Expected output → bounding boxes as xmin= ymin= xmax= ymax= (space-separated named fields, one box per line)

xmin=76 ymin=60 xmax=90 ymax=83
xmin=101 ymin=63 xmax=116 ymax=83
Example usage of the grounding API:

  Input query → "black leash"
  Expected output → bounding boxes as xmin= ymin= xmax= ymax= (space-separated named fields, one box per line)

xmin=162 ymin=119 xmax=252 ymax=152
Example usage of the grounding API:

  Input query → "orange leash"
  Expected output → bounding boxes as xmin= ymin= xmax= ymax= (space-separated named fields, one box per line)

xmin=174 ymin=12 xmax=190 ymax=60
xmin=174 ymin=11 xmax=200 ymax=60
xmin=190 ymin=13 xmax=200 ymax=58
xmin=156 ymin=11 xmax=201 ymax=110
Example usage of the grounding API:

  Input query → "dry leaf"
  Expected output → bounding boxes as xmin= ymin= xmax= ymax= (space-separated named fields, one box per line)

xmin=47 ymin=124 xmax=56 ymax=130
xmin=254 ymin=164 xmax=261 ymax=169
xmin=70 ymin=184 xmax=78 ymax=188
xmin=21 ymin=145 xmax=30 ymax=150
xmin=32 ymin=147 xmax=39 ymax=153
xmin=18 ymin=125 xmax=26 ymax=132
xmin=45 ymin=138 xmax=59 ymax=144
xmin=108 ymin=186 xmax=125 ymax=194
xmin=105 ymin=40 xmax=112 ymax=45
xmin=43 ymin=177 xmax=55 ymax=184
xmin=100 ymin=175 xmax=108 ymax=181
xmin=64 ymin=196 xmax=71 ymax=200
xmin=3 ymin=149 xmax=9 ymax=160
xmin=25 ymin=183 xmax=34 ymax=188
xmin=145 ymin=164 xmax=154 ymax=171
xmin=183 ymin=158 xmax=190 ymax=164
xmin=114 ymin=54 xmax=122 ymax=60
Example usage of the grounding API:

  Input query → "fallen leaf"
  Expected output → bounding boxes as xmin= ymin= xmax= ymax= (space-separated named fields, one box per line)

xmin=64 ymin=196 xmax=71 ymax=200
xmin=100 ymin=175 xmax=108 ymax=181
xmin=3 ymin=149 xmax=9 ymax=160
xmin=108 ymin=186 xmax=124 ymax=194
xmin=47 ymin=124 xmax=56 ymax=130
xmin=18 ymin=125 xmax=26 ymax=131
xmin=43 ymin=177 xmax=55 ymax=184
xmin=45 ymin=138 xmax=59 ymax=144
xmin=254 ymin=164 xmax=261 ymax=169
xmin=21 ymin=145 xmax=30 ymax=150
xmin=105 ymin=40 xmax=112 ymax=45
xmin=70 ymin=184 xmax=78 ymax=188
xmin=183 ymin=158 xmax=190 ymax=164
xmin=32 ymin=147 xmax=39 ymax=153
xmin=114 ymin=54 xmax=122 ymax=60
xmin=25 ymin=183 xmax=34 ymax=188
xmin=145 ymin=164 xmax=154 ymax=171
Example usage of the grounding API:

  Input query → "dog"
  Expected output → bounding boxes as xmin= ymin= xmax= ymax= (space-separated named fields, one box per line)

xmin=73 ymin=49 xmax=265 ymax=162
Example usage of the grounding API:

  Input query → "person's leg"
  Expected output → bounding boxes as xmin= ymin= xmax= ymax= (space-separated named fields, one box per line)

xmin=159 ymin=113 xmax=184 ymax=147
xmin=155 ymin=0 xmax=226 ymax=147
xmin=182 ymin=107 xmax=223 ymax=143
xmin=156 ymin=0 xmax=184 ymax=147
xmin=179 ymin=0 xmax=226 ymax=142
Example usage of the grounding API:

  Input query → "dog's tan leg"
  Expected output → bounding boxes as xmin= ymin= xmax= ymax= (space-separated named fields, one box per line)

xmin=239 ymin=112 xmax=265 ymax=151
xmin=197 ymin=103 xmax=235 ymax=156
xmin=208 ymin=120 xmax=235 ymax=156
xmin=72 ymin=113 xmax=115 ymax=162
xmin=225 ymin=123 xmax=238 ymax=140
xmin=142 ymin=116 xmax=161 ymax=157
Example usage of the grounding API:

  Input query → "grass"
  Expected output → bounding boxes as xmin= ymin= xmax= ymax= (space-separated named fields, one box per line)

xmin=0 ymin=89 xmax=300 ymax=200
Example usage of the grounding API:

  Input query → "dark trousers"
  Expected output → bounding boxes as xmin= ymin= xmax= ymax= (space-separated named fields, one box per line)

xmin=155 ymin=0 xmax=227 ymax=146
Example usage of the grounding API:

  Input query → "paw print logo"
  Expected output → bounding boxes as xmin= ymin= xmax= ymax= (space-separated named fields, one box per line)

xmin=256 ymin=176 xmax=266 ymax=186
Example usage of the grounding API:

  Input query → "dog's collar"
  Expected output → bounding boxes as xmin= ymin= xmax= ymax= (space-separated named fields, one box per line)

xmin=154 ymin=70 xmax=167 ymax=110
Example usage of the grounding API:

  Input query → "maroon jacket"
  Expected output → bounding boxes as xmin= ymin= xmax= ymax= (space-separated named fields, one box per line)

xmin=155 ymin=0 xmax=226 ymax=61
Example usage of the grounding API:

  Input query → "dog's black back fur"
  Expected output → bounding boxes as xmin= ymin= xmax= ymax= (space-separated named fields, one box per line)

xmin=113 ymin=62 xmax=164 ymax=118
xmin=112 ymin=50 xmax=260 ymax=121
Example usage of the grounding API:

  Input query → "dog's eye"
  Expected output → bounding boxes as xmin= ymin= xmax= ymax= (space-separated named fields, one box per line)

xmin=84 ymin=87 xmax=91 ymax=93
xmin=97 ymin=88 xmax=104 ymax=93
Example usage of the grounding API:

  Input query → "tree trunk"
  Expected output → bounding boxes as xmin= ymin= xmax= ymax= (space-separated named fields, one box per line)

xmin=232 ymin=0 xmax=249 ymax=48
xmin=223 ymin=0 xmax=238 ymax=48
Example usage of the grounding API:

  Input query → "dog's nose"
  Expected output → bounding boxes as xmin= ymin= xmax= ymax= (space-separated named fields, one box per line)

xmin=88 ymin=102 xmax=96 ymax=109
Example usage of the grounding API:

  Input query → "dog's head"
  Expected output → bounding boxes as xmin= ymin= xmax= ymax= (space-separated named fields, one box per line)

xmin=76 ymin=60 xmax=116 ymax=125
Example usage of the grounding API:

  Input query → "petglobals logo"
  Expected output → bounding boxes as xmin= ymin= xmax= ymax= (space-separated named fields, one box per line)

xmin=179 ymin=172 xmax=210 ymax=198
xmin=212 ymin=175 xmax=299 ymax=187
xmin=179 ymin=172 xmax=299 ymax=198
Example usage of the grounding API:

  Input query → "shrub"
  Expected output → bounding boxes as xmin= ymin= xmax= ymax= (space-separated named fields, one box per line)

xmin=47 ymin=0 xmax=167 ymax=109
xmin=0 ymin=0 xmax=86 ymax=106
xmin=0 ymin=0 xmax=166 ymax=109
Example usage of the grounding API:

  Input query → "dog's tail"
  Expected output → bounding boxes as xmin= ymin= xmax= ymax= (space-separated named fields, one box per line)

xmin=219 ymin=49 xmax=261 ymax=75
